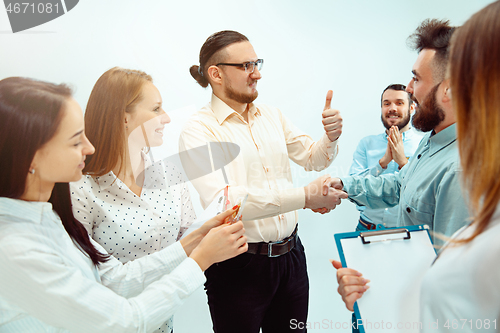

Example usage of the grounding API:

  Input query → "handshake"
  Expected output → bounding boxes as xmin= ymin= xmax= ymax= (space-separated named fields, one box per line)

xmin=303 ymin=175 xmax=347 ymax=214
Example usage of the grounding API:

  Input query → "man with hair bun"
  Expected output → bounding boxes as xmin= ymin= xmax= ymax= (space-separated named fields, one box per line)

xmin=180 ymin=30 xmax=346 ymax=333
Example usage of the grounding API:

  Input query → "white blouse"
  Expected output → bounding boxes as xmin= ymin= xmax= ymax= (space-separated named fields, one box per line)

xmin=420 ymin=204 xmax=500 ymax=332
xmin=70 ymin=160 xmax=196 ymax=333
xmin=0 ymin=197 xmax=205 ymax=333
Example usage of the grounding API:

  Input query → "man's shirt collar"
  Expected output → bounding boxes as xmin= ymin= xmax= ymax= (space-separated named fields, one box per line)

xmin=210 ymin=94 xmax=260 ymax=125
xmin=427 ymin=123 xmax=457 ymax=156
xmin=0 ymin=197 xmax=53 ymax=225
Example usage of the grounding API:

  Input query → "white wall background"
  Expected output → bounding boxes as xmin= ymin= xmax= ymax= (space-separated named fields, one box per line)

xmin=0 ymin=1 xmax=494 ymax=332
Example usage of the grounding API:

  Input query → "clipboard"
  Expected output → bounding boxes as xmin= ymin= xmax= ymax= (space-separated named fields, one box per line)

xmin=334 ymin=225 xmax=436 ymax=333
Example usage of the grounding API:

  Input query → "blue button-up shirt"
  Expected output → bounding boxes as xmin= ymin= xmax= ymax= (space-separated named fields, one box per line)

xmin=348 ymin=128 xmax=423 ymax=227
xmin=341 ymin=124 xmax=470 ymax=244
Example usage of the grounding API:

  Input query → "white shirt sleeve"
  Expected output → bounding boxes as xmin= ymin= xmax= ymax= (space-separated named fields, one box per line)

xmin=280 ymin=111 xmax=338 ymax=172
xmin=0 ymin=231 xmax=205 ymax=333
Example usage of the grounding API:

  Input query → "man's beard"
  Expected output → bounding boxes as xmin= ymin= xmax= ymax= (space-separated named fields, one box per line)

xmin=225 ymin=81 xmax=258 ymax=104
xmin=381 ymin=109 xmax=411 ymax=131
xmin=411 ymin=83 xmax=445 ymax=132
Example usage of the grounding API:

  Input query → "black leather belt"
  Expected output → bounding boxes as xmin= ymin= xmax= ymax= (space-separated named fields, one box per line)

xmin=247 ymin=225 xmax=298 ymax=257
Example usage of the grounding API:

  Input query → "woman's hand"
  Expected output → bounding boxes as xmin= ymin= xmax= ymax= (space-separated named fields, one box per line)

xmin=180 ymin=208 xmax=238 ymax=256
xmin=198 ymin=206 xmax=238 ymax=236
xmin=331 ymin=260 xmax=370 ymax=311
xmin=190 ymin=221 xmax=248 ymax=271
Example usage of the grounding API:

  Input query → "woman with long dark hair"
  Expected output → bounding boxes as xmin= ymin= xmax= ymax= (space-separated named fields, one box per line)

xmin=0 ymin=76 xmax=247 ymax=332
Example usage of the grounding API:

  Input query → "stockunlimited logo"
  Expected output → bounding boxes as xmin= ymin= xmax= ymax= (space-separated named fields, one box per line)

xmin=3 ymin=0 xmax=78 ymax=33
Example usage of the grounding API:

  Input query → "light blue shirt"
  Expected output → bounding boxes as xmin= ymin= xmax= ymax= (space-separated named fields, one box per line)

xmin=341 ymin=124 xmax=470 ymax=245
xmin=348 ymin=128 xmax=423 ymax=227
xmin=0 ymin=197 xmax=205 ymax=333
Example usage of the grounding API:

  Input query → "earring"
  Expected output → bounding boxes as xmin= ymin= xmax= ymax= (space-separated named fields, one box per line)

xmin=29 ymin=168 xmax=35 ymax=175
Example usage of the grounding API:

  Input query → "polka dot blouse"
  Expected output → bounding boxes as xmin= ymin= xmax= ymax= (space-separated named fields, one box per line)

xmin=70 ymin=160 xmax=196 ymax=263
xmin=70 ymin=160 xmax=195 ymax=333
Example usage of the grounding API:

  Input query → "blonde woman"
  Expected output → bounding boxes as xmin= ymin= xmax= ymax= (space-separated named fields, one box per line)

xmin=0 ymin=77 xmax=247 ymax=332
xmin=70 ymin=67 xmax=199 ymax=332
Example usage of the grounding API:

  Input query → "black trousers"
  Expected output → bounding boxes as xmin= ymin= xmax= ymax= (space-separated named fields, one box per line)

xmin=204 ymin=237 xmax=309 ymax=333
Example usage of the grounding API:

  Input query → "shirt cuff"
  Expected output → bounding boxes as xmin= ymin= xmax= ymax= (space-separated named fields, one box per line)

xmin=180 ymin=257 xmax=206 ymax=286
xmin=278 ymin=187 xmax=306 ymax=213
xmin=339 ymin=176 xmax=354 ymax=195
xmin=321 ymin=134 xmax=338 ymax=158
xmin=373 ymin=163 xmax=384 ymax=176
xmin=157 ymin=241 xmax=189 ymax=269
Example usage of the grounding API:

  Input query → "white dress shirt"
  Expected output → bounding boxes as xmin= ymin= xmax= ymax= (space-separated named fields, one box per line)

xmin=0 ymin=197 xmax=205 ymax=333
xmin=179 ymin=94 xmax=337 ymax=243
xmin=420 ymin=203 xmax=500 ymax=332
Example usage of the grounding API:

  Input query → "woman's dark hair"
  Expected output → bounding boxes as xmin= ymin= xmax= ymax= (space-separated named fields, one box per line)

xmin=0 ymin=77 xmax=109 ymax=265
xmin=190 ymin=30 xmax=249 ymax=88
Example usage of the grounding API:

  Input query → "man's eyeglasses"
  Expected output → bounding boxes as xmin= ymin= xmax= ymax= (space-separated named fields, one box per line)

xmin=216 ymin=59 xmax=264 ymax=73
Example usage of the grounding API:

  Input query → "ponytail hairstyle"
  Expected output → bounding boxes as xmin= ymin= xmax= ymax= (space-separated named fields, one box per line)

xmin=190 ymin=30 xmax=249 ymax=88
xmin=0 ymin=77 xmax=109 ymax=266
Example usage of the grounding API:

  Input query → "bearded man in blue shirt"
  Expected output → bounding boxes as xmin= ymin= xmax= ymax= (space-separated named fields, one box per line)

xmin=328 ymin=19 xmax=471 ymax=333
xmin=326 ymin=19 xmax=470 ymax=245
xmin=348 ymin=84 xmax=423 ymax=230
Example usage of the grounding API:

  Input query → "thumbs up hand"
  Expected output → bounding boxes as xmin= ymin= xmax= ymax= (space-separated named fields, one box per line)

xmin=322 ymin=90 xmax=343 ymax=142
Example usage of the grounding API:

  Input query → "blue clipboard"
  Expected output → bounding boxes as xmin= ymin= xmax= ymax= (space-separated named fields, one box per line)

xmin=334 ymin=225 xmax=436 ymax=333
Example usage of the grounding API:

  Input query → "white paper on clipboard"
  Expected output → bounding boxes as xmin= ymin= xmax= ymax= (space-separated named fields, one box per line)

xmin=336 ymin=226 xmax=436 ymax=333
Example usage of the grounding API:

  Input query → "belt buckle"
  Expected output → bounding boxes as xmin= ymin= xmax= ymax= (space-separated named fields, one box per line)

xmin=268 ymin=239 xmax=284 ymax=258
xmin=267 ymin=229 xmax=297 ymax=257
